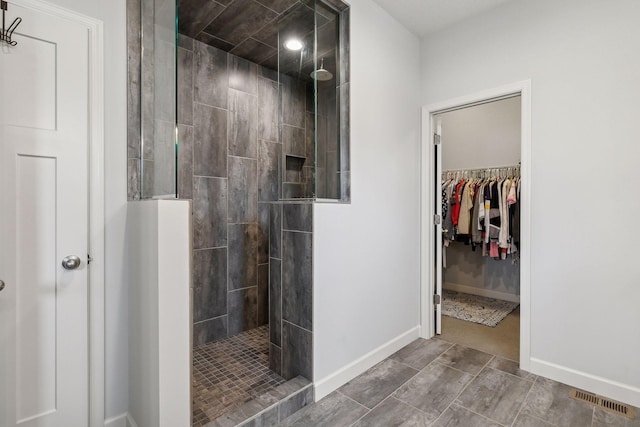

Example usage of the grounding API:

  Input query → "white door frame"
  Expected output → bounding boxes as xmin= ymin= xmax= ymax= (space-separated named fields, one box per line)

xmin=10 ymin=0 xmax=105 ymax=425
xmin=420 ymin=80 xmax=532 ymax=371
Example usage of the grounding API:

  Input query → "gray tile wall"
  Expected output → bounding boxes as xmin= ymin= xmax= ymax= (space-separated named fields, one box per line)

xmin=178 ymin=39 xmax=314 ymax=360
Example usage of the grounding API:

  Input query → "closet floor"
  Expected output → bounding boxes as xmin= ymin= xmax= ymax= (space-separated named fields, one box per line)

xmin=440 ymin=307 xmax=520 ymax=361
xmin=192 ymin=325 xmax=285 ymax=427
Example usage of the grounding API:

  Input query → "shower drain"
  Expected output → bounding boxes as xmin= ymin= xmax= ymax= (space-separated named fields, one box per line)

xmin=569 ymin=389 xmax=635 ymax=419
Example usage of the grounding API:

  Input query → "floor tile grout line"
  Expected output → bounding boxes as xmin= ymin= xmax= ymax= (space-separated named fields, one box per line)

xmin=449 ymin=402 xmax=508 ymax=427
xmin=509 ymin=375 xmax=540 ymax=427
xmin=429 ymin=354 xmax=496 ymax=426
xmin=484 ymin=364 xmax=537 ymax=383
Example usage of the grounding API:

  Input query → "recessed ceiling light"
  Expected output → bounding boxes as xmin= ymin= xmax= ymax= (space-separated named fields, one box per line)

xmin=284 ymin=38 xmax=303 ymax=51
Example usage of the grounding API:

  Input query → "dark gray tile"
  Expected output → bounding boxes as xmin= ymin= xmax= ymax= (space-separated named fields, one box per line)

xmin=281 ymin=76 xmax=306 ymax=128
xmin=228 ymin=156 xmax=258 ymax=222
xmin=204 ymin=0 xmax=278 ymax=45
xmin=390 ymin=338 xmax=452 ymax=370
xmin=352 ymin=397 xmax=432 ymax=427
xmin=244 ymin=405 xmax=279 ymax=427
xmin=283 ymin=203 xmax=312 ymax=232
xmin=229 ymin=54 xmax=258 ymax=95
xmin=338 ymin=9 xmax=349 ymax=85
xmin=338 ymin=358 xmax=418 ymax=409
xmin=431 ymin=404 xmax=502 ymax=427
xmin=210 ymin=399 xmax=267 ymax=427
xmin=592 ymin=407 xmax=640 ymax=427
xmin=228 ymin=287 xmax=259 ymax=336
xmin=435 ymin=344 xmax=494 ymax=375
xmin=193 ymin=248 xmax=227 ymax=322
xmin=282 ymin=231 xmax=312 ymax=330
xmin=488 ymin=357 xmax=537 ymax=381
xmin=228 ymin=89 xmax=258 ymax=158
xmin=275 ymin=376 xmax=312 ymax=396
xmin=269 ymin=343 xmax=282 ymax=375
xmin=193 ymin=177 xmax=227 ymax=249
xmin=456 ymin=367 xmax=534 ymax=425
xmin=228 ymin=223 xmax=258 ymax=290
xmin=258 ymin=65 xmax=279 ymax=82
xmin=269 ymin=257 xmax=282 ymax=346
xmin=341 ymin=170 xmax=350 ymax=202
xmin=193 ymin=315 xmax=228 ymax=346
xmin=178 ymin=47 xmax=194 ymax=126
xmin=127 ymin=159 xmax=140 ymax=200
xmin=282 ymin=321 xmax=312 ymax=380
xmin=178 ymin=33 xmax=193 ymax=50
xmin=339 ymin=82 xmax=350 ymax=172
xmin=258 ymin=204 xmax=270 ymax=263
xmin=127 ymin=0 xmax=141 ymax=160
xmin=283 ymin=126 xmax=306 ymax=158
xmin=285 ymin=156 xmax=304 ymax=183
xmin=279 ymin=387 xmax=314 ymax=421
xmin=142 ymin=160 xmax=153 ymax=197
xmin=196 ymin=31 xmax=235 ymax=52
xmin=178 ymin=0 xmax=225 ymax=37
xmin=256 ymin=0 xmax=298 ymax=14
xmin=259 ymin=141 xmax=281 ymax=202
xmin=230 ymin=38 xmax=277 ymax=66
xmin=258 ymin=263 xmax=269 ymax=325
xmin=281 ymin=391 xmax=367 ymax=427
xmin=269 ymin=204 xmax=282 ymax=258
xmin=393 ymin=363 xmax=473 ymax=423
xmin=194 ymin=41 xmax=228 ymax=109
xmin=194 ymin=103 xmax=227 ymax=177
xmin=520 ymin=377 xmax=595 ymax=427
xmin=259 ymin=54 xmax=278 ymax=71
xmin=258 ymin=78 xmax=279 ymax=142
xmin=282 ymin=183 xmax=306 ymax=199
xmin=177 ymin=125 xmax=193 ymax=199
xmin=512 ymin=414 xmax=555 ymax=427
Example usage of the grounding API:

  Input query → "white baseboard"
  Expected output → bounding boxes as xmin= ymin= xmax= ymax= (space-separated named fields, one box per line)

xmin=314 ymin=326 xmax=421 ymax=401
xmin=530 ymin=358 xmax=640 ymax=408
xmin=444 ymin=282 xmax=520 ymax=303
xmin=104 ymin=413 xmax=138 ymax=427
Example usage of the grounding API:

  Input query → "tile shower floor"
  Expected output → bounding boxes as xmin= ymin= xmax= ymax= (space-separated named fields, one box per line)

xmin=192 ymin=325 xmax=286 ymax=427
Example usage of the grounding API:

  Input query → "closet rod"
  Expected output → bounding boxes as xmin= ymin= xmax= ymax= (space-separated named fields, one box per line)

xmin=442 ymin=164 xmax=520 ymax=173
xmin=442 ymin=164 xmax=520 ymax=179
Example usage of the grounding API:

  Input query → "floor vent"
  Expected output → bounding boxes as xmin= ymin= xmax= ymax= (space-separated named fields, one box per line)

xmin=569 ymin=389 xmax=635 ymax=419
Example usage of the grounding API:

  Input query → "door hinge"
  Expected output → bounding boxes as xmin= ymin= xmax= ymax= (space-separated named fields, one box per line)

xmin=434 ymin=133 xmax=441 ymax=145
xmin=433 ymin=214 xmax=441 ymax=225
xmin=87 ymin=253 xmax=93 ymax=265
xmin=434 ymin=294 xmax=441 ymax=305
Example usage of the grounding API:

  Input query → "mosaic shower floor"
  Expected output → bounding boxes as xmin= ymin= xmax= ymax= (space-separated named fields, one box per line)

xmin=192 ymin=325 xmax=286 ymax=426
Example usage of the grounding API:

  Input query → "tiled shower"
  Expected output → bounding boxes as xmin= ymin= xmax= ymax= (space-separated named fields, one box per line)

xmin=127 ymin=0 xmax=349 ymax=424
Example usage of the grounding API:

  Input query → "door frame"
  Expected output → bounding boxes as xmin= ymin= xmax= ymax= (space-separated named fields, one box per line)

xmin=10 ymin=0 xmax=105 ymax=425
xmin=420 ymin=80 xmax=532 ymax=371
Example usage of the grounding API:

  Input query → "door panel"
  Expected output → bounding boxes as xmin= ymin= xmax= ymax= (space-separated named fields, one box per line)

xmin=0 ymin=2 xmax=90 ymax=426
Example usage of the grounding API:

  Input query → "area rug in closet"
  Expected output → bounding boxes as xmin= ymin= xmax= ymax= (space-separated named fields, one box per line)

xmin=442 ymin=290 xmax=519 ymax=327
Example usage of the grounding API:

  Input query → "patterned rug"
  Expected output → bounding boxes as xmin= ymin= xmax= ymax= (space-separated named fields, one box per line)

xmin=442 ymin=290 xmax=519 ymax=327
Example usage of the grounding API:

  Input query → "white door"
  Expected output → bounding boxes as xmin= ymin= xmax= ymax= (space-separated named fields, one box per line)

xmin=0 ymin=2 xmax=90 ymax=426
xmin=434 ymin=118 xmax=443 ymax=334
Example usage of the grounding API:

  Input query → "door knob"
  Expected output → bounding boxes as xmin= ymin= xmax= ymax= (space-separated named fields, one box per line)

xmin=0 ymin=280 xmax=4 ymax=291
xmin=61 ymin=255 xmax=81 ymax=270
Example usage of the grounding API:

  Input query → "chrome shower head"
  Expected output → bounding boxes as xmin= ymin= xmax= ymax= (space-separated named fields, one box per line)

xmin=310 ymin=58 xmax=333 ymax=81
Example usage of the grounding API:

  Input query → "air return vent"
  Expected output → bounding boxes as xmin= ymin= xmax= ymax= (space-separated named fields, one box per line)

xmin=569 ymin=389 xmax=635 ymax=419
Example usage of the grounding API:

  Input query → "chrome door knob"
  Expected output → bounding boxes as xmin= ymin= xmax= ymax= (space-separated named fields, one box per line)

xmin=0 ymin=280 xmax=4 ymax=291
xmin=61 ymin=255 xmax=81 ymax=270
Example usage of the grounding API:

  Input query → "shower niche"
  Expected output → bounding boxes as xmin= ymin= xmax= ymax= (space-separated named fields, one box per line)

xmin=127 ymin=0 xmax=349 ymax=424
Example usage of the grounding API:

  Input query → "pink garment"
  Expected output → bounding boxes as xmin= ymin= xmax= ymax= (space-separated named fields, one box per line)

xmin=507 ymin=180 xmax=517 ymax=205
xmin=490 ymin=242 xmax=499 ymax=258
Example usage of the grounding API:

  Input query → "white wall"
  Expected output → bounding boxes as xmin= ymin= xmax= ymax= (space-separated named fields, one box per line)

xmin=440 ymin=96 xmax=521 ymax=170
xmin=422 ymin=0 xmax=640 ymax=406
xmin=313 ymin=0 xmax=422 ymax=398
xmin=44 ymin=0 xmax=129 ymax=420
xmin=440 ymin=97 xmax=521 ymax=298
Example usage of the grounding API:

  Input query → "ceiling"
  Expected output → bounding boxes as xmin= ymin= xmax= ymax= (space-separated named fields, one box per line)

xmin=178 ymin=0 xmax=345 ymax=76
xmin=371 ymin=0 xmax=514 ymax=37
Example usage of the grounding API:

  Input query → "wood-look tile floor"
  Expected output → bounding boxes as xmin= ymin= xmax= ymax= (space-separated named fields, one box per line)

xmin=192 ymin=325 xmax=285 ymax=427
xmin=283 ymin=338 xmax=639 ymax=427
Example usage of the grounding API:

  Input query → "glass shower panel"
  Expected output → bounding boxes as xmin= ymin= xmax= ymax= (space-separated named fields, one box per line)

xmin=141 ymin=0 xmax=177 ymax=198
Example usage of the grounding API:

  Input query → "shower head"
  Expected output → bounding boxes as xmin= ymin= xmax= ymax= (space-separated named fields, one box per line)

xmin=310 ymin=58 xmax=333 ymax=81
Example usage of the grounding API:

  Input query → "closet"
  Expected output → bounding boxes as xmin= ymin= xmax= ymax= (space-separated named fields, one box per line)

xmin=435 ymin=96 xmax=522 ymax=361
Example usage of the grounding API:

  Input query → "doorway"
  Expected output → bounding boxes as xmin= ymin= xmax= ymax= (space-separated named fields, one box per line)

xmin=420 ymin=81 xmax=532 ymax=370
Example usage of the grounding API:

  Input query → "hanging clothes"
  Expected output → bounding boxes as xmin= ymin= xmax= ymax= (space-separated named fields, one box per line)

xmin=441 ymin=166 xmax=520 ymax=261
